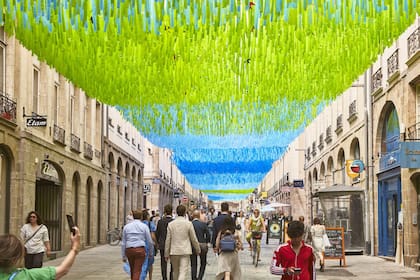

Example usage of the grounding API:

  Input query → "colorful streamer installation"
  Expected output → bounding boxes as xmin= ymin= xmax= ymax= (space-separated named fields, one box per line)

xmin=2 ymin=0 xmax=419 ymax=200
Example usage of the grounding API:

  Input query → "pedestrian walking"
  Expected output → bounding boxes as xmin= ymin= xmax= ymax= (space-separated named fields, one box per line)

xmin=156 ymin=204 xmax=174 ymax=280
xmin=212 ymin=202 xmax=230 ymax=252
xmin=215 ymin=215 xmax=243 ymax=280
xmin=270 ymin=220 xmax=316 ymax=280
xmin=165 ymin=204 xmax=200 ymax=280
xmin=235 ymin=211 xmax=246 ymax=242
xmin=141 ymin=209 xmax=158 ymax=280
xmin=206 ymin=207 xmax=217 ymax=244
xmin=20 ymin=210 xmax=52 ymax=269
xmin=121 ymin=210 xmax=154 ymax=280
xmin=1 ymin=227 xmax=80 ymax=279
xmin=310 ymin=217 xmax=326 ymax=272
xmin=190 ymin=210 xmax=210 ymax=280
xmin=299 ymin=216 xmax=312 ymax=244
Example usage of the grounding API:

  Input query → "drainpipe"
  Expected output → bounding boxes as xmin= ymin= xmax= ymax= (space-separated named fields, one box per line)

xmin=365 ymin=66 xmax=375 ymax=255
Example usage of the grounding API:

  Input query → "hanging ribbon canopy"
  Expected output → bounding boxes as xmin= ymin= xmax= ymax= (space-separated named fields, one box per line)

xmin=1 ymin=0 xmax=419 ymax=200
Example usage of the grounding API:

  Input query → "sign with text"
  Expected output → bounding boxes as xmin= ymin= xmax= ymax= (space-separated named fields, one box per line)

xmin=400 ymin=142 xmax=420 ymax=168
xmin=293 ymin=180 xmax=304 ymax=188
xmin=26 ymin=117 xmax=47 ymax=127
xmin=324 ymin=227 xmax=346 ymax=266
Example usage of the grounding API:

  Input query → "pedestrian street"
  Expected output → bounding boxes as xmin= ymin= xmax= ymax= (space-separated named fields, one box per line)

xmin=45 ymin=235 xmax=420 ymax=280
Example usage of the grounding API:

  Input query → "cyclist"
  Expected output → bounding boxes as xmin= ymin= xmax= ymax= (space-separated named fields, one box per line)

xmin=246 ymin=209 xmax=266 ymax=253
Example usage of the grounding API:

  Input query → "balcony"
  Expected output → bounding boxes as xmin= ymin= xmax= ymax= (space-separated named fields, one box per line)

xmin=325 ymin=126 xmax=332 ymax=143
xmin=53 ymin=124 xmax=66 ymax=145
xmin=0 ymin=91 xmax=17 ymax=124
xmin=387 ymin=49 xmax=399 ymax=82
xmin=70 ymin=133 xmax=81 ymax=153
xmin=406 ymin=122 xmax=420 ymax=140
xmin=84 ymin=142 xmax=93 ymax=160
xmin=407 ymin=26 xmax=420 ymax=66
xmin=335 ymin=114 xmax=343 ymax=135
xmin=347 ymin=100 xmax=357 ymax=123
xmin=318 ymin=134 xmax=324 ymax=151
xmin=371 ymin=68 xmax=383 ymax=95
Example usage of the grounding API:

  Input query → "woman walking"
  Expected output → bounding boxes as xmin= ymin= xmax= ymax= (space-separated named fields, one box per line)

xmin=310 ymin=217 xmax=326 ymax=272
xmin=20 ymin=211 xmax=51 ymax=268
xmin=215 ymin=216 xmax=243 ymax=280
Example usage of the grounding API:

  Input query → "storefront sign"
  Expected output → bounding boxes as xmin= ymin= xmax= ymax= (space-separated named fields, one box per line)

xmin=40 ymin=161 xmax=59 ymax=181
xmin=400 ymin=142 xmax=420 ymax=168
xmin=293 ymin=180 xmax=304 ymax=188
xmin=26 ymin=117 xmax=47 ymax=127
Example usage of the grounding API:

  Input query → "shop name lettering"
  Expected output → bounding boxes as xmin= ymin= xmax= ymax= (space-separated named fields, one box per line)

xmin=26 ymin=117 xmax=47 ymax=127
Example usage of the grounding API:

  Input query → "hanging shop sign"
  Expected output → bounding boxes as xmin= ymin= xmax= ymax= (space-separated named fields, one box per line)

xmin=173 ymin=192 xmax=180 ymax=198
xmin=143 ymin=184 xmax=151 ymax=193
xmin=400 ymin=142 xmax=420 ymax=168
xmin=26 ymin=117 xmax=47 ymax=127
xmin=345 ymin=160 xmax=364 ymax=178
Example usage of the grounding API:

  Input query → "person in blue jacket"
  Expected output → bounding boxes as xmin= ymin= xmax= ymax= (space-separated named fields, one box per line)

xmin=140 ymin=209 xmax=157 ymax=280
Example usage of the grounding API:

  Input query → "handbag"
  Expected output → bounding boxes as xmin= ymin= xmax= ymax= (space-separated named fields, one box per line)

xmin=219 ymin=233 xmax=236 ymax=252
xmin=322 ymin=233 xmax=331 ymax=247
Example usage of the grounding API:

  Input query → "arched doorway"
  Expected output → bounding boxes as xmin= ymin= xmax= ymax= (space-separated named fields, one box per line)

xmin=86 ymin=177 xmax=93 ymax=245
xmin=377 ymin=104 xmax=401 ymax=257
xmin=36 ymin=161 xmax=64 ymax=251
xmin=97 ymin=180 xmax=103 ymax=244
xmin=0 ymin=145 xmax=12 ymax=234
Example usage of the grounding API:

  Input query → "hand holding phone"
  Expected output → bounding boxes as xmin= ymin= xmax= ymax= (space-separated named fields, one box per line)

xmin=293 ymin=268 xmax=302 ymax=274
xmin=66 ymin=214 xmax=76 ymax=235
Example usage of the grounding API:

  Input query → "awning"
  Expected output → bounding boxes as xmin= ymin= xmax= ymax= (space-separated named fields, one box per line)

xmin=314 ymin=184 xmax=365 ymax=198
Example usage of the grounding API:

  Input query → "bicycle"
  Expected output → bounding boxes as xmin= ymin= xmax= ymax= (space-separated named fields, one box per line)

xmin=251 ymin=231 xmax=263 ymax=267
xmin=107 ymin=227 xmax=122 ymax=246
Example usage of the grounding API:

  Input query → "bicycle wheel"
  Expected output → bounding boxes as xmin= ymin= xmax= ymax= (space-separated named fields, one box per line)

xmin=108 ymin=231 xmax=120 ymax=246
xmin=252 ymin=241 xmax=257 ymax=265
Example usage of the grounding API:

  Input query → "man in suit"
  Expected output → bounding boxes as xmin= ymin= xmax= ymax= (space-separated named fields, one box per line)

xmin=190 ymin=210 xmax=210 ymax=280
xmin=156 ymin=204 xmax=174 ymax=280
xmin=212 ymin=202 xmax=230 ymax=252
xmin=165 ymin=205 xmax=200 ymax=280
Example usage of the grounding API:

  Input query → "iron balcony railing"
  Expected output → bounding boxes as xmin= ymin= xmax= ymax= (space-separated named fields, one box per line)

xmin=84 ymin=142 xmax=93 ymax=160
xmin=408 ymin=26 xmax=420 ymax=59
xmin=70 ymin=133 xmax=81 ymax=153
xmin=371 ymin=68 xmax=383 ymax=93
xmin=53 ymin=124 xmax=65 ymax=145
xmin=0 ymin=91 xmax=17 ymax=123
xmin=406 ymin=122 xmax=420 ymax=141
xmin=387 ymin=49 xmax=399 ymax=78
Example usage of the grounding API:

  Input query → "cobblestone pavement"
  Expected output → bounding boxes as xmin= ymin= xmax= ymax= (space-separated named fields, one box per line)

xmin=46 ymin=237 xmax=420 ymax=280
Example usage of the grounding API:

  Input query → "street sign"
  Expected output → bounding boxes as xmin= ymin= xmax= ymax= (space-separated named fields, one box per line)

xmin=173 ymin=192 xmax=180 ymax=198
xmin=293 ymin=180 xmax=304 ymax=188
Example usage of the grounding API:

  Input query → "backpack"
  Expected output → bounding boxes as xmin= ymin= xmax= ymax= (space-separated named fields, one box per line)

xmin=219 ymin=233 xmax=236 ymax=252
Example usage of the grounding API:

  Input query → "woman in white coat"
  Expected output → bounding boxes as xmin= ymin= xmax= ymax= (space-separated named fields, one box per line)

xmin=310 ymin=217 xmax=326 ymax=272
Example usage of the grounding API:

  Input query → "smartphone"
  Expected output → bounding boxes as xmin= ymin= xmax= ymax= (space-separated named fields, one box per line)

xmin=294 ymin=268 xmax=302 ymax=273
xmin=66 ymin=214 xmax=76 ymax=235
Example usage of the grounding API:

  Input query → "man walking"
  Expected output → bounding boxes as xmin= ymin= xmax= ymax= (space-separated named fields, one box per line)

xmin=165 ymin=205 xmax=201 ymax=280
xmin=156 ymin=204 xmax=174 ymax=280
xmin=212 ymin=202 xmax=230 ymax=252
xmin=190 ymin=210 xmax=210 ymax=280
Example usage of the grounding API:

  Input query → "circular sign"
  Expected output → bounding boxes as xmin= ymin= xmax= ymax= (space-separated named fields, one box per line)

xmin=350 ymin=160 xmax=365 ymax=173
xmin=270 ymin=223 xmax=281 ymax=234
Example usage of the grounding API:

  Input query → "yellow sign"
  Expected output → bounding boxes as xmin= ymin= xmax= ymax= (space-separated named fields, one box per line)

xmin=346 ymin=160 xmax=359 ymax=179
xmin=261 ymin=192 xmax=268 ymax=198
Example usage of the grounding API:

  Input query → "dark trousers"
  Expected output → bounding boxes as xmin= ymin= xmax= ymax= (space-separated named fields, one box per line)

xmin=126 ymin=247 xmax=146 ymax=280
xmin=190 ymin=245 xmax=208 ymax=280
xmin=159 ymin=249 xmax=173 ymax=280
xmin=24 ymin=252 xmax=44 ymax=269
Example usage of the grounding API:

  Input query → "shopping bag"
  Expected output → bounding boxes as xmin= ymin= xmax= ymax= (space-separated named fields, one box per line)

xmin=323 ymin=233 xmax=331 ymax=247
xmin=123 ymin=261 xmax=130 ymax=275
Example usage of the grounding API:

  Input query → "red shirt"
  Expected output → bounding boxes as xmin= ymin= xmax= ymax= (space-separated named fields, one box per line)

xmin=271 ymin=240 xmax=315 ymax=280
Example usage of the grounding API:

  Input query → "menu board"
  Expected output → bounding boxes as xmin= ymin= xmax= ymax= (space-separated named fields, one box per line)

xmin=324 ymin=227 xmax=346 ymax=266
